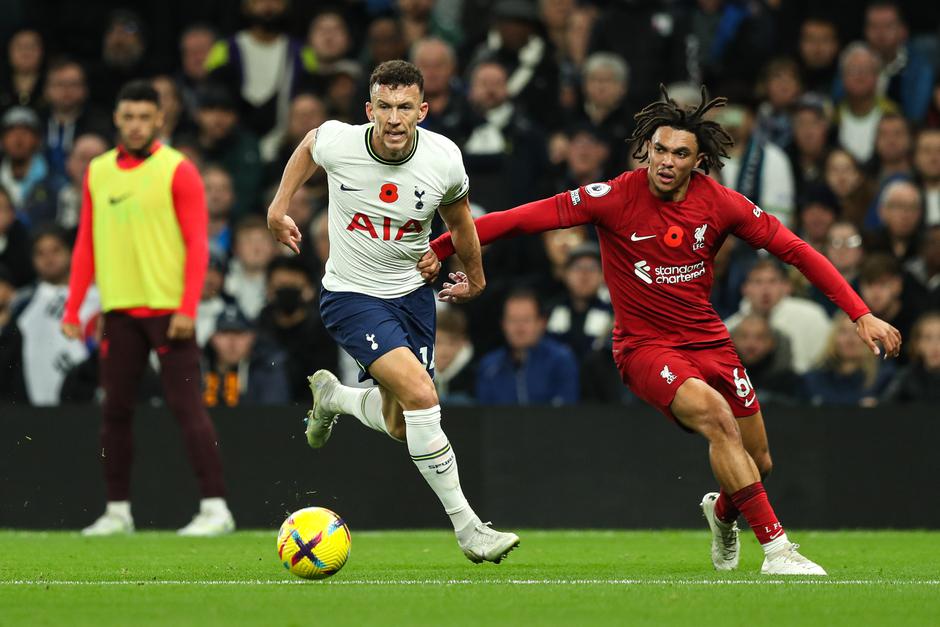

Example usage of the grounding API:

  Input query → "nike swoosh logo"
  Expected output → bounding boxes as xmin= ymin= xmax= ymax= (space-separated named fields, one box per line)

xmin=435 ymin=468 xmax=450 ymax=474
xmin=744 ymin=395 xmax=756 ymax=407
xmin=340 ymin=183 xmax=363 ymax=192
xmin=631 ymin=233 xmax=656 ymax=241
xmin=769 ymin=529 xmax=784 ymax=540
xmin=109 ymin=193 xmax=131 ymax=205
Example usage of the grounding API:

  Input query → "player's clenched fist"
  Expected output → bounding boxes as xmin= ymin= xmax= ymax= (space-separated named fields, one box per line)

xmin=855 ymin=312 xmax=902 ymax=358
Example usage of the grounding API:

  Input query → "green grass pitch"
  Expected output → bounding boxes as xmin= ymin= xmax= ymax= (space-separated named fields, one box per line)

xmin=1 ymin=530 xmax=938 ymax=626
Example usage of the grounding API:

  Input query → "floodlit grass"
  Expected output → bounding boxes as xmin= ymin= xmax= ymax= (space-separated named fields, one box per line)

xmin=1 ymin=530 xmax=938 ymax=626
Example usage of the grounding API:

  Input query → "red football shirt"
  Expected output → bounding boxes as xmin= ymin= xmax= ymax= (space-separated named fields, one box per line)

xmin=431 ymin=168 xmax=869 ymax=352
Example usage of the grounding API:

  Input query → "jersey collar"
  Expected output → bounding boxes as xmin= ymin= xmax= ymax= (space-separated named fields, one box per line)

xmin=365 ymin=125 xmax=419 ymax=166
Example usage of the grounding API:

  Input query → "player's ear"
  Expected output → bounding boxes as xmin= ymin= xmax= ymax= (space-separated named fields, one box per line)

xmin=417 ymin=101 xmax=429 ymax=123
xmin=695 ymin=153 xmax=704 ymax=169
xmin=365 ymin=101 xmax=374 ymax=123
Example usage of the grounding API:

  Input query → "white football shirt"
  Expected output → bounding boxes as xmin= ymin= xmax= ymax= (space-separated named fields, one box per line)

xmin=313 ymin=121 xmax=470 ymax=298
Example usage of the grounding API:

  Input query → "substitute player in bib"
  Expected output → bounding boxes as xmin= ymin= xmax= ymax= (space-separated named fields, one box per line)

xmin=425 ymin=86 xmax=901 ymax=575
xmin=267 ymin=60 xmax=519 ymax=564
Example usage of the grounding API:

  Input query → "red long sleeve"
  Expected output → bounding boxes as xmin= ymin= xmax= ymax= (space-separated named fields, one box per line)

xmin=62 ymin=171 xmax=96 ymax=325
xmin=430 ymin=194 xmax=567 ymax=260
xmin=171 ymin=159 xmax=208 ymax=318
xmin=765 ymin=223 xmax=870 ymax=321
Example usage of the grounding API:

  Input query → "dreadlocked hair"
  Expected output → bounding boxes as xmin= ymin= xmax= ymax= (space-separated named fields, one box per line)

xmin=629 ymin=84 xmax=734 ymax=174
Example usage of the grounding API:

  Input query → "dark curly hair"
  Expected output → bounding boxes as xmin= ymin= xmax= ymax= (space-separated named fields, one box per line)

xmin=369 ymin=60 xmax=424 ymax=97
xmin=629 ymin=84 xmax=733 ymax=174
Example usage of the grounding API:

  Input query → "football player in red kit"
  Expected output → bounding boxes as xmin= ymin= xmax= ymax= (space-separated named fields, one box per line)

xmin=422 ymin=87 xmax=901 ymax=575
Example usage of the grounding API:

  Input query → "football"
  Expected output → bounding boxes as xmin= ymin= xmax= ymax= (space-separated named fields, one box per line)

xmin=277 ymin=507 xmax=351 ymax=580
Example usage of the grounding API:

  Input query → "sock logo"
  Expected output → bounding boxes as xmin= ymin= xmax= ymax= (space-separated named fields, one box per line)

xmin=365 ymin=333 xmax=378 ymax=350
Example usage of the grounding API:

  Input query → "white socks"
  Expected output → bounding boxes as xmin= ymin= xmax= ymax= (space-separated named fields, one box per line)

xmin=200 ymin=497 xmax=231 ymax=517
xmin=404 ymin=405 xmax=478 ymax=533
xmin=333 ymin=385 xmax=400 ymax=440
xmin=106 ymin=501 xmax=132 ymax=520
xmin=762 ymin=532 xmax=791 ymax=555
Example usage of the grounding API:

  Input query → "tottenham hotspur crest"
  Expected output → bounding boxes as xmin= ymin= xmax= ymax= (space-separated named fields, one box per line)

xmin=414 ymin=187 xmax=426 ymax=210
xmin=366 ymin=333 xmax=378 ymax=350
xmin=693 ymin=224 xmax=707 ymax=251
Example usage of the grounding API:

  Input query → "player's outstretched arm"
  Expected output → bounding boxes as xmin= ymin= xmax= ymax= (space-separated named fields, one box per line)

xmin=266 ymin=128 xmax=321 ymax=254
xmin=437 ymin=195 xmax=485 ymax=304
xmin=764 ymin=223 xmax=902 ymax=357
xmin=429 ymin=194 xmax=571 ymax=262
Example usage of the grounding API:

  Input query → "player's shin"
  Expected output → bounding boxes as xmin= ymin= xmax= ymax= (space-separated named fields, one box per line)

xmin=403 ymin=405 xmax=478 ymax=534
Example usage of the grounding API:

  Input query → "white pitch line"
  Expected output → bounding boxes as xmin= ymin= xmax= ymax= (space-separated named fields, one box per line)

xmin=2 ymin=579 xmax=939 ymax=586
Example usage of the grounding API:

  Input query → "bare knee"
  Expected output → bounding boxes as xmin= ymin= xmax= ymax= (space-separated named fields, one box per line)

xmin=678 ymin=387 xmax=741 ymax=444
xmin=396 ymin=378 xmax=439 ymax=411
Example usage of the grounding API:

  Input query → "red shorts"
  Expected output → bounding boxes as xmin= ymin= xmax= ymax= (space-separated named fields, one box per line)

xmin=614 ymin=341 xmax=761 ymax=426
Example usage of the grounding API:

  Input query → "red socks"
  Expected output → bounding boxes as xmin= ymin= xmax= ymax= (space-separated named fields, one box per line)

xmin=714 ymin=489 xmax=739 ymax=524
xmin=729 ymin=482 xmax=784 ymax=545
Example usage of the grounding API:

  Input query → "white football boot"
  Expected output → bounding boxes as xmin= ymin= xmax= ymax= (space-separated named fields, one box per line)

xmin=457 ymin=521 xmax=520 ymax=564
xmin=177 ymin=502 xmax=236 ymax=537
xmin=81 ymin=511 xmax=135 ymax=536
xmin=761 ymin=543 xmax=827 ymax=575
xmin=305 ymin=370 xmax=342 ymax=449
xmin=700 ymin=492 xmax=740 ymax=571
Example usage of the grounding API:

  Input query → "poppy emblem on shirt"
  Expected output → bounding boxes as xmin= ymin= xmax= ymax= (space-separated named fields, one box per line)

xmin=664 ymin=225 xmax=683 ymax=248
xmin=380 ymin=183 xmax=398 ymax=203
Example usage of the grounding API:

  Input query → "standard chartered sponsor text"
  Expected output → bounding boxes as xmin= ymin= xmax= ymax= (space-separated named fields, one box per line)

xmin=654 ymin=261 xmax=706 ymax=284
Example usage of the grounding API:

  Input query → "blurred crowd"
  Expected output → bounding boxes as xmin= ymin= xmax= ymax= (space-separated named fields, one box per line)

xmin=1 ymin=0 xmax=939 ymax=409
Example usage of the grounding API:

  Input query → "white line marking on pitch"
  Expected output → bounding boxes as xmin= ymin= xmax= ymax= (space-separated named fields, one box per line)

xmin=2 ymin=579 xmax=938 ymax=586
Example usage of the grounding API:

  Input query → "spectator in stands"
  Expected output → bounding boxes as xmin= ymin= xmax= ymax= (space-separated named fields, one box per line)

xmin=321 ymin=60 xmax=362 ymax=124
xmin=266 ymin=92 xmax=327 ymax=184
xmin=88 ymin=10 xmax=152 ymax=110
xmin=579 ymin=329 xmax=636 ymax=405
xmin=755 ymin=57 xmax=803 ymax=149
xmin=412 ymin=37 xmax=472 ymax=144
xmin=731 ymin=313 xmax=801 ymax=404
xmin=0 ymin=185 xmax=33 ymax=287
xmin=205 ymin=0 xmax=303 ymax=146
xmin=176 ymin=24 xmax=217 ymax=121
xmin=203 ymin=165 xmax=235 ymax=258
xmin=152 ymin=74 xmax=195 ymax=146
xmin=24 ymin=132 xmax=106 ymax=232
xmin=11 ymin=226 xmax=99 ymax=405
xmin=824 ymin=147 xmax=876 ymax=227
xmin=203 ymin=303 xmax=289 ymax=406
xmin=786 ymin=93 xmax=834 ymax=201
xmin=399 ymin=0 xmax=461 ymax=49
xmin=463 ymin=59 xmax=548 ymax=212
xmin=0 ymin=263 xmax=26 ymax=402
xmin=434 ymin=306 xmax=476 ymax=405
xmin=257 ymin=256 xmax=336 ymax=403
xmin=0 ymin=106 xmax=48 ymax=210
xmin=797 ymin=16 xmax=840 ymax=96
xmin=225 ymin=215 xmax=276 ymax=320
xmin=863 ymin=1 xmax=934 ymax=123
xmin=864 ymin=179 xmax=923 ymax=263
xmin=715 ymin=104 xmax=796 ymax=227
xmin=545 ymin=242 xmax=612 ymax=362
xmin=835 ymin=42 xmax=899 ymax=165
xmin=869 ymin=112 xmax=913 ymax=183
xmin=42 ymin=58 xmax=111 ymax=179
xmin=303 ymin=9 xmax=353 ymax=78
xmin=725 ymin=259 xmax=831 ymax=374
xmin=195 ymin=86 xmax=262 ymax=219
xmin=1 ymin=29 xmax=45 ymax=112
xmin=196 ymin=254 xmax=230 ymax=348
xmin=804 ymin=311 xmax=895 ymax=406
xmin=859 ymin=253 xmax=921 ymax=350
xmin=555 ymin=126 xmax=609 ymax=190
xmin=913 ymin=127 xmax=940 ymax=225
xmin=476 ymin=288 xmax=579 ymax=405
xmin=796 ymin=184 xmax=840 ymax=252
xmin=362 ymin=16 xmax=408 ymax=75
xmin=809 ymin=221 xmax=865 ymax=315
xmin=468 ymin=0 xmax=560 ymax=130
xmin=882 ymin=311 xmax=940 ymax=402
xmin=905 ymin=225 xmax=940 ymax=310
xmin=569 ymin=52 xmax=632 ymax=172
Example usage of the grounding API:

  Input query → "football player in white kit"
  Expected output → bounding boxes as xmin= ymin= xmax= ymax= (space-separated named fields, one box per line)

xmin=267 ymin=60 xmax=519 ymax=564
